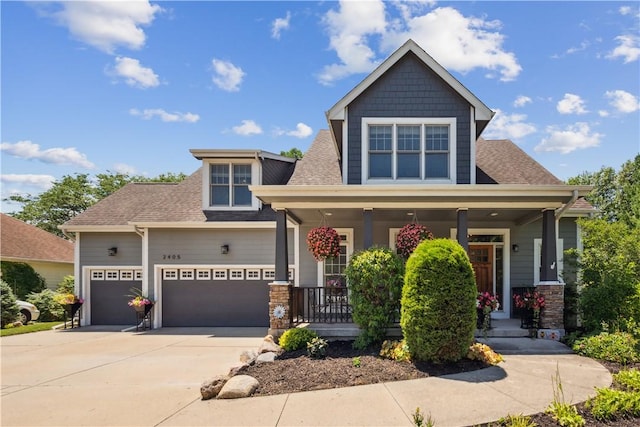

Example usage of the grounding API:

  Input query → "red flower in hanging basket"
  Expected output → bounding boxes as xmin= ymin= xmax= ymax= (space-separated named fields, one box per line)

xmin=395 ymin=223 xmax=434 ymax=258
xmin=307 ymin=226 xmax=341 ymax=261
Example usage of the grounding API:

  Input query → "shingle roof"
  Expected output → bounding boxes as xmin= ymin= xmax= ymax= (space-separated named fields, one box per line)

xmin=288 ymin=130 xmax=342 ymax=185
xmin=476 ymin=138 xmax=564 ymax=185
xmin=1 ymin=214 xmax=74 ymax=263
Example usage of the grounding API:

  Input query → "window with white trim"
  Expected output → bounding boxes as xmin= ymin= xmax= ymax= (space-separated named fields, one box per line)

xmin=180 ymin=269 xmax=195 ymax=280
xmin=106 ymin=270 xmax=119 ymax=280
xmin=362 ymin=118 xmax=456 ymax=183
xmin=135 ymin=270 xmax=143 ymax=280
xmin=262 ymin=269 xmax=275 ymax=280
xmin=213 ymin=269 xmax=227 ymax=280
xmin=196 ymin=269 xmax=211 ymax=280
xmin=206 ymin=161 xmax=258 ymax=210
xmin=230 ymin=269 xmax=244 ymax=280
xmin=163 ymin=269 xmax=178 ymax=280
xmin=247 ymin=269 xmax=261 ymax=280
xmin=91 ymin=270 xmax=105 ymax=280
xmin=120 ymin=270 xmax=133 ymax=280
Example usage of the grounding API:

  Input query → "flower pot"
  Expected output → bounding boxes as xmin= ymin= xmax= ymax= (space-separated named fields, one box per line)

xmin=520 ymin=309 xmax=541 ymax=329
xmin=132 ymin=303 xmax=154 ymax=316
xmin=477 ymin=309 xmax=492 ymax=330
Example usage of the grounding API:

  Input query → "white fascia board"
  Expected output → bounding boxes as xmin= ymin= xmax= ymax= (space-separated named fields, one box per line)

xmin=60 ymin=225 xmax=137 ymax=233
xmin=190 ymin=149 xmax=294 ymax=163
xmin=326 ymin=39 xmax=494 ymax=122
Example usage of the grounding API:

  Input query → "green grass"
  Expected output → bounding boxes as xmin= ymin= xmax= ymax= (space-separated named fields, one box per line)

xmin=1 ymin=321 xmax=64 ymax=337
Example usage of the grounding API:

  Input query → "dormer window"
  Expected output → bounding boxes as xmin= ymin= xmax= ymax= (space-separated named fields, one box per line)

xmin=362 ymin=117 xmax=457 ymax=184
xmin=204 ymin=161 xmax=259 ymax=210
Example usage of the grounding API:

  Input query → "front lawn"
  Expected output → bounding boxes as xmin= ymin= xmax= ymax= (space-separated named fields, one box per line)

xmin=0 ymin=321 xmax=63 ymax=337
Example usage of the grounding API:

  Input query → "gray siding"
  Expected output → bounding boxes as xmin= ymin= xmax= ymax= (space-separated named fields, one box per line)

xmin=262 ymin=158 xmax=296 ymax=185
xmin=347 ymin=52 xmax=472 ymax=184
xmin=79 ymin=232 xmax=142 ymax=266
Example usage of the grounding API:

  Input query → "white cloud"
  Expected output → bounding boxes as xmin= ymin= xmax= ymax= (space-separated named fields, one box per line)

xmin=211 ymin=59 xmax=245 ymax=92
xmin=605 ymin=90 xmax=640 ymax=113
xmin=113 ymin=163 xmax=137 ymax=175
xmin=513 ymin=95 xmax=532 ymax=108
xmin=232 ymin=120 xmax=263 ymax=136
xmin=607 ymin=35 xmax=640 ymax=63
xmin=319 ymin=2 xmax=522 ymax=85
xmin=0 ymin=174 xmax=56 ymax=190
xmin=272 ymin=11 xmax=291 ymax=39
xmin=598 ymin=110 xmax=610 ymax=117
xmin=0 ymin=140 xmax=95 ymax=169
xmin=318 ymin=0 xmax=387 ymax=85
xmin=535 ymin=122 xmax=603 ymax=154
xmin=482 ymin=109 xmax=536 ymax=140
xmin=41 ymin=1 xmax=163 ymax=54
xmin=557 ymin=93 xmax=588 ymax=115
xmin=129 ymin=108 xmax=200 ymax=122
xmin=112 ymin=56 xmax=160 ymax=89
xmin=275 ymin=122 xmax=313 ymax=138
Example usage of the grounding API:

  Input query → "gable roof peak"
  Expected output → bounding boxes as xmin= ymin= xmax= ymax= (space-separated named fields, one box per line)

xmin=326 ymin=38 xmax=494 ymax=123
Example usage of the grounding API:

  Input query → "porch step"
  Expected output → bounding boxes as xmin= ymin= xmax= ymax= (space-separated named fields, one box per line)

xmin=475 ymin=319 xmax=530 ymax=338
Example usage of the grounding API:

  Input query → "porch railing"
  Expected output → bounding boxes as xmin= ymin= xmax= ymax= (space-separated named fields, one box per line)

xmin=292 ymin=286 xmax=353 ymax=324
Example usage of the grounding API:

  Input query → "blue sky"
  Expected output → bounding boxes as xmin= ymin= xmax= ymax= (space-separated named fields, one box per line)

xmin=2 ymin=1 xmax=639 ymax=213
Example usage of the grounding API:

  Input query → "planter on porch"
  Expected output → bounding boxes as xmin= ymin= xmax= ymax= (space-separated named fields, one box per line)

xmin=476 ymin=309 xmax=492 ymax=330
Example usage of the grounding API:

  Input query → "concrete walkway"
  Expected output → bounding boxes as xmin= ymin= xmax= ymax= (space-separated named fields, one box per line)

xmin=1 ymin=327 xmax=612 ymax=427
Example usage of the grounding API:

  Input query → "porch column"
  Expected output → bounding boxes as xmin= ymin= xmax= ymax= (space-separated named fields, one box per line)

xmin=540 ymin=209 xmax=557 ymax=282
xmin=274 ymin=208 xmax=289 ymax=283
xmin=269 ymin=208 xmax=291 ymax=337
xmin=363 ymin=208 xmax=373 ymax=249
xmin=456 ymin=208 xmax=469 ymax=251
xmin=537 ymin=208 xmax=564 ymax=335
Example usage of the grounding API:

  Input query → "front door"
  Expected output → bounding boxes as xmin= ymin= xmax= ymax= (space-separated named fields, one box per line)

xmin=469 ymin=245 xmax=493 ymax=295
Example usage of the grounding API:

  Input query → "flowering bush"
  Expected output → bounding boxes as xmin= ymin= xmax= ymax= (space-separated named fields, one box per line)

xmin=467 ymin=342 xmax=504 ymax=365
xmin=306 ymin=226 xmax=341 ymax=261
xmin=395 ymin=223 xmax=433 ymax=258
xmin=127 ymin=287 xmax=153 ymax=308
xmin=477 ymin=292 xmax=500 ymax=312
xmin=513 ymin=290 xmax=545 ymax=312
xmin=54 ymin=293 xmax=84 ymax=305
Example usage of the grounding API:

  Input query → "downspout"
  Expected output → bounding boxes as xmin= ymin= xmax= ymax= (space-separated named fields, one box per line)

xmin=555 ymin=190 xmax=578 ymax=220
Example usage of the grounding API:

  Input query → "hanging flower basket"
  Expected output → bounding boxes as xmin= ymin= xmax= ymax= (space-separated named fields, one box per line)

xmin=395 ymin=223 xmax=433 ymax=258
xmin=306 ymin=226 xmax=341 ymax=261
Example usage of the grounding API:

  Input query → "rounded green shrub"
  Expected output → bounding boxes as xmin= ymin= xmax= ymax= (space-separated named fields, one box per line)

xmin=278 ymin=328 xmax=318 ymax=351
xmin=26 ymin=289 xmax=65 ymax=321
xmin=400 ymin=238 xmax=477 ymax=362
xmin=345 ymin=247 xmax=405 ymax=349
xmin=1 ymin=280 xmax=20 ymax=328
xmin=573 ymin=332 xmax=639 ymax=364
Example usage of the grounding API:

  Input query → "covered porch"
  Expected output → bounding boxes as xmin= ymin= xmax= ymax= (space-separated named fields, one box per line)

xmin=252 ymin=184 xmax=591 ymax=336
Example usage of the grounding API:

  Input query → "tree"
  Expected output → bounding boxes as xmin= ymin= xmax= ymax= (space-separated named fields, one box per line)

xmin=1 ymin=280 xmax=20 ymax=328
xmin=5 ymin=171 xmax=186 ymax=237
xmin=0 ymin=262 xmax=46 ymax=299
xmin=280 ymin=148 xmax=303 ymax=159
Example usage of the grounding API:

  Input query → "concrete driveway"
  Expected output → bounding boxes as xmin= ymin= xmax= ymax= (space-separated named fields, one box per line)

xmin=1 ymin=326 xmax=267 ymax=426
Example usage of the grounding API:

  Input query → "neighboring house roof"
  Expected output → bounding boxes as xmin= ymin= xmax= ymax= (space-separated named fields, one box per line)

xmin=288 ymin=130 xmax=342 ymax=185
xmin=476 ymin=139 xmax=563 ymax=185
xmin=1 ymin=213 xmax=74 ymax=263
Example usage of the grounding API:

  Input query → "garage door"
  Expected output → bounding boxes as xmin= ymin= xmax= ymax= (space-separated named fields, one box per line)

xmin=91 ymin=280 xmax=143 ymax=325
xmin=162 ymin=279 xmax=269 ymax=327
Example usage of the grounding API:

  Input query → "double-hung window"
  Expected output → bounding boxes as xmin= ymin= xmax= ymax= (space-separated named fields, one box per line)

xmin=207 ymin=162 xmax=257 ymax=209
xmin=362 ymin=118 xmax=456 ymax=183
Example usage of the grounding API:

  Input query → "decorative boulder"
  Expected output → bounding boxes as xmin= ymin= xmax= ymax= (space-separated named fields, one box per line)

xmin=240 ymin=349 xmax=258 ymax=364
xmin=217 ymin=375 xmax=259 ymax=399
xmin=256 ymin=352 xmax=277 ymax=364
xmin=200 ymin=375 xmax=227 ymax=400
xmin=258 ymin=335 xmax=283 ymax=355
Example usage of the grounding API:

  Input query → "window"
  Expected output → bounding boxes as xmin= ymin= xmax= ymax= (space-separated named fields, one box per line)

xmin=208 ymin=163 xmax=254 ymax=208
xmin=106 ymin=270 xmax=119 ymax=280
xmin=362 ymin=118 xmax=456 ymax=183
xmin=230 ymin=269 xmax=244 ymax=280
xmin=213 ymin=269 xmax=227 ymax=280
xmin=120 ymin=270 xmax=133 ymax=280
xmin=180 ymin=269 xmax=195 ymax=280
xmin=163 ymin=269 xmax=178 ymax=280
xmin=247 ymin=269 xmax=260 ymax=280
xmin=196 ymin=269 xmax=211 ymax=280
xmin=135 ymin=270 xmax=143 ymax=280
xmin=91 ymin=270 xmax=105 ymax=280
xmin=262 ymin=269 xmax=275 ymax=280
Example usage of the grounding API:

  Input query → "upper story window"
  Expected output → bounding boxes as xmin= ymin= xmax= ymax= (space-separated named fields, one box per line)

xmin=204 ymin=161 xmax=259 ymax=210
xmin=362 ymin=117 xmax=456 ymax=184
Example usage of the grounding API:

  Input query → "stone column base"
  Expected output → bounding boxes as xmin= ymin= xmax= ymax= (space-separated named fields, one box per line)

xmin=536 ymin=281 xmax=565 ymax=332
xmin=268 ymin=282 xmax=292 ymax=338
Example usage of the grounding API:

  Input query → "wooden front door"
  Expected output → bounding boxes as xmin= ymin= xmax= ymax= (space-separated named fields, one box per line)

xmin=469 ymin=245 xmax=493 ymax=294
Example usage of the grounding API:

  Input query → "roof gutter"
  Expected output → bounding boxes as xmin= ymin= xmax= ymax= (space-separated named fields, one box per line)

xmin=555 ymin=190 xmax=579 ymax=220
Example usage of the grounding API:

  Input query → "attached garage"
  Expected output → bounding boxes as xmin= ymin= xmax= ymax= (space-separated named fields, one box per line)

xmin=90 ymin=269 xmax=142 ymax=325
xmin=160 ymin=268 xmax=270 ymax=327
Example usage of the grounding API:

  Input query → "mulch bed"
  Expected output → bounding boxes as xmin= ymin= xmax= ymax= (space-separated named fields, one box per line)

xmin=237 ymin=340 xmax=640 ymax=427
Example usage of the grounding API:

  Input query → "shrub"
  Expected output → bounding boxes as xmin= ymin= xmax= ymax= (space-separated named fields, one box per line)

xmin=1 ymin=280 xmax=20 ymax=328
xmin=26 ymin=289 xmax=65 ymax=321
xmin=572 ymin=332 xmax=639 ymax=364
xmin=278 ymin=328 xmax=318 ymax=351
xmin=614 ymin=368 xmax=640 ymax=391
xmin=495 ymin=414 xmax=536 ymax=427
xmin=380 ymin=340 xmax=411 ymax=362
xmin=400 ymin=238 xmax=477 ymax=362
xmin=0 ymin=261 xmax=46 ymax=299
xmin=344 ymin=247 xmax=405 ymax=349
xmin=586 ymin=387 xmax=640 ymax=421
xmin=56 ymin=275 xmax=75 ymax=294
xmin=467 ymin=342 xmax=504 ymax=365
xmin=306 ymin=337 xmax=328 ymax=359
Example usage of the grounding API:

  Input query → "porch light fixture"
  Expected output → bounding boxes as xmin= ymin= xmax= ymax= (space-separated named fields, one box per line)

xmin=512 ymin=244 xmax=519 ymax=253
xmin=220 ymin=244 xmax=230 ymax=255
xmin=108 ymin=247 xmax=118 ymax=256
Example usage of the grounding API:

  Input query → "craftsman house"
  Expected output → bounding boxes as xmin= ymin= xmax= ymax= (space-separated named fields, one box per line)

xmin=61 ymin=40 xmax=592 ymax=333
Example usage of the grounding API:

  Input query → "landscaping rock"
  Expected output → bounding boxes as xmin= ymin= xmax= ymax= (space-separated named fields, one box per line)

xmin=227 ymin=364 xmax=246 ymax=377
xmin=240 ymin=349 xmax=258 ymax=364
xmin=200 ymin=375 xmax=227 ymax=400
xmin=217 ymin=375 xmax=259 ymax=399
xmin=256 ymin=352 xmax=277 ymax=364
xmin=258 ymin=335 xmax=282 ymax=355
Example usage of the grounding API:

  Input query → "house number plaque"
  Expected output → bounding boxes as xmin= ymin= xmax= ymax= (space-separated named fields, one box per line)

xmin=162 ymin=254 xmax=182 ymax=260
